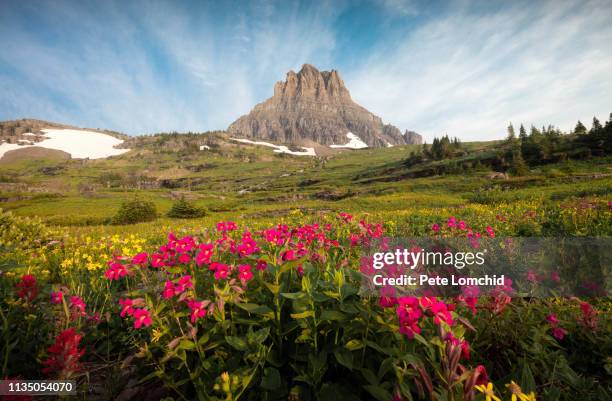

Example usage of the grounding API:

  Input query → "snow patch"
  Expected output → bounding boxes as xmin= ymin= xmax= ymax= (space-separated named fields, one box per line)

xmin=230 ymin=138 xmax=316 ymax=156
xmin=0 ymin=129 xmax=130 ymax=160
xmin=200 ymin=145 xmax=211 ymax=150
xmin=0 ymin=143 xmax=25 ymax=158
xmin=330 ymin=132 xmax=368 ymax=149
xmin=386 ymin=142 xmax=393 ymax=148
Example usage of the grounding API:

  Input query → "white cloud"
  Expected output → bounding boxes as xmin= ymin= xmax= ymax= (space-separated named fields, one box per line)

xmin=1 ymin=0 xmax=610 ymax=141
xmin=376 ymin=0 xmax=419 ymax=16
xmin=347 ymin=0 xmax=612 ymax=141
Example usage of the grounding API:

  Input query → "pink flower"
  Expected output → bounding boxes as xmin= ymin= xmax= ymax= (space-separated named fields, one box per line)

xmin=474 ymin=365 xmax=489 ymax=386
xmin=195 ymin=243 xmax=214 ymax=266
xmin=177 ymin=275 xmax=193 ymax=290
xmin=178 ymin=253 xmax=191 ymax=264
xmin=486 ymin=226 xmax=495 ymax=238
xmin=339 ymin=212 xmax=353 ymax=223
xmin=104 ymin=262 xmax=129 ymax=281
xmin=119 ymin=298 xmax=135 ymax=317
xmin=256 ymin=259 xmax=268 ymax=271
xmin=216 ymin=221 xmax=237 ymax=232
xmin=551 ymin=327 xmax=566 ymax=340
xmin=131 ymin=252 xmax=148 ymax=266
xmin=429 ymin=301 xmax=454 ymax=326
xmin=211 ymin=262 xmax=229 ymax=280
xmin=132 ymin=308 xmax=152 ymax=328
xmin=457 ymin=220 xmax=466 ymax=230
xmin=70 ymin=296 xmax=87 ymax=317
xmin=187 ymin=299 xmax=207 ymax=323
xmin=457 ymin=285 xmax=479 ymax=314
xmin=50 ymin=291 xmax=64 ymax=304
xmin=578 ymin=301 xmax=598 ymax=329
xmin=447 ymin=216 xmax=456 ymax=228
xmin=151 ymin=253 xmax=165 ymax=268
xmin=162 ymin=281 xmax=177 ymax=299
xmin=461 ymin=340 xmax=471 ymax=360
xmin=379 ymin=286 xmax=398 ymax=308
xmin=397 ymin=297 xmax=422 ymax=339
xmin=431 ymin=223 xmax=440 ymax=232
xmin=546 ymin=313 xmax=559 ymax=325
xmin=550 ymin=271 xmax=560 ymax=283
xmin=526 ymin=270 xmax=539 ymax=283
xmin=280 ymin=249 xmax=296 ymax=262
xmin=238 ymin=264 xmax=253 ymax=284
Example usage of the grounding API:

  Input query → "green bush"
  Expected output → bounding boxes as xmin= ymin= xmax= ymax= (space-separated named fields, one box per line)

xmin=111 ymin=198 xmax=157 ymax=225
xmin=166 ymin=197 xmax=206 ymax=218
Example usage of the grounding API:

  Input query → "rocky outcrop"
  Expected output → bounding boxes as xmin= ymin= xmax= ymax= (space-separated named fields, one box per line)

xmin=227 ymin=64 xmax=422 ymax=147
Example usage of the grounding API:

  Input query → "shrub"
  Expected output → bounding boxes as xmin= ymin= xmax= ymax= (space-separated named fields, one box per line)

xmin=166 ymin=197 xmax=206 ymax=218
xmin=111 ymin=198 xmax=157 ymax=225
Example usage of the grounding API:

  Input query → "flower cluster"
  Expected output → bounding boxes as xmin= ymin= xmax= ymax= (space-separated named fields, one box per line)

xmin=15 ymin=274 xmax=38 ymax=302
xmin=396 ymin=296 xmax=455 ymax=339
xmin=546 ymin=313 xmax=567 ymax=340
xmin=578 ymin=301 xmax=598 ymax=330
xmin=163 ymin=275 xmax=194 ymax=299
xmin=119 ymin=298 xmax=152 ymax=328
xmin=432 ymin=216 xmax=495 ymax=248
xmin=41 ymin=328 xmax=85 ymax=379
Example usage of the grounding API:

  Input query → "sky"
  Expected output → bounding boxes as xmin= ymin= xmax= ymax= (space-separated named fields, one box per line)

xmin=1 ymin=0 xmax=611 ymax=142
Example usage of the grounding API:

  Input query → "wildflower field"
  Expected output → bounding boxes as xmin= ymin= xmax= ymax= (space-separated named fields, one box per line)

xmin=0 ymin=144 xmax=611 ymax=401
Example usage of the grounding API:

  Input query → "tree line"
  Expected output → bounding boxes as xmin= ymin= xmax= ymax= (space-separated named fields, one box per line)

xmin=405 ymin=113 xmax=611 ymax=176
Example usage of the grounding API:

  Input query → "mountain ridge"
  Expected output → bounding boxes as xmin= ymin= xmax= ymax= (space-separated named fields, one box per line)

xmin=227 ymin=64 xmax=422 ymax=148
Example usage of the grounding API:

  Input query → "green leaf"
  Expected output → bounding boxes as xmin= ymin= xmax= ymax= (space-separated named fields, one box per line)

xmin=320 ymin=310 xmax=347 ymax=322
xmin=197 ymin=332 xmax=210 ymax=345
xmin=250 ymin=327 xmax=271 ymax=344
xmin=521 ymin=364 xmax=536 ymax=393
xmin=177 ymin=339 xmax=195 ymax=351
xmin=225 ymin=336 xmax=248 ymax=351
xmin=345 ymin=339 xmax=364 ymax=351
xmin=333 ymin=348 xmax=354 ymax=370
xmin=236 ymin=303 xmax=274 ymax=318
xmin=281 ymin=292 xmax=306 ymax=300
xmin=363 ymin=384 xmax=391 ymax=401
xmin=377 ymin=357 xmax=395 ymax=380
xmin=291 ymin=310 xmax=315 ymax=319
xmin=360 ymin=368 xmax=378 ymax=385
xmin=260 ymin=367 xmax=281 ymax=390
xmin=263 ymin=282 xmax=280 ymax=295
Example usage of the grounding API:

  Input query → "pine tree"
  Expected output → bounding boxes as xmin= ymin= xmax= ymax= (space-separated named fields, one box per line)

xmin=511 ymin=151 xmax=529 ymax=176
xmin=507 ymin=123 xmax=516 ymax=140
xmin=574 ymin=120 xmax=587 ymax=135
xmin=591 ymin=117 xmax=602 ymax=133
xmin=519 ymin=124 xmax=527 ymax=140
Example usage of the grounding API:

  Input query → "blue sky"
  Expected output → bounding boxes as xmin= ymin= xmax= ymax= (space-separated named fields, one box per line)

xmin=1 ymin=0 xmax=611 ymax=141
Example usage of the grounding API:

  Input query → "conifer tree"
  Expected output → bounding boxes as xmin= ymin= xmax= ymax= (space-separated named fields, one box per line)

xmin=574 ymin=120 xmax=587 ymax=134
xmin=507 ymin=123 xmax=516 ymax=141
xmin=590 ymin=117 xmax=602 ymax=133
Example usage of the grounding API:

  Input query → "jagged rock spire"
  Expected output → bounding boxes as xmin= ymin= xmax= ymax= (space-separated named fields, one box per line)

xmin=228 ymin=64 xmax=422 ymax=147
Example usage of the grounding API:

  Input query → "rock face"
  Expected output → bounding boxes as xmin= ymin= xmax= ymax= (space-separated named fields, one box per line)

xmin=227 ymin=64 xmax=422 ymax=147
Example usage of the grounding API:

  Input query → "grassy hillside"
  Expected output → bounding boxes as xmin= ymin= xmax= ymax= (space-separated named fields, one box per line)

xmin=0 ymin=133 xmax=609 ymax=236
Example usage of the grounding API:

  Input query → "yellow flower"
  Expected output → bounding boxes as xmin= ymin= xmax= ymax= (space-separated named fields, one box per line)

xmin=506 ymin=381 xmax=532 ymax=401
xmin=151 ymin=328 xmax=162 ymax=343
xmin=474 ymin=382 xmax=501 ymax=401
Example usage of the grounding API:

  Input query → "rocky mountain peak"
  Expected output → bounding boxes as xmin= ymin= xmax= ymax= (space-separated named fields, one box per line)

xmin=228 ymin=64 xmax=422 ymax=148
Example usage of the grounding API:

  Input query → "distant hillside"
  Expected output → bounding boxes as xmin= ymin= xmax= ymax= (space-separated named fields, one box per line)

xmin=0 ymin=119 xmax=130 ymax=161
xmin=0 ymin=118 xmax=127 ymax=143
